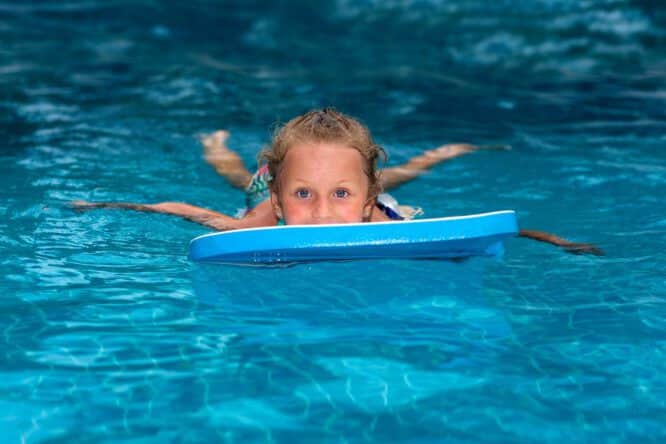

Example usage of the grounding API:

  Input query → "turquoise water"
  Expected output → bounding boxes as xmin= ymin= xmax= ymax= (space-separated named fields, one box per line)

xmin=2 ymin=1 xmax=665 ymax=442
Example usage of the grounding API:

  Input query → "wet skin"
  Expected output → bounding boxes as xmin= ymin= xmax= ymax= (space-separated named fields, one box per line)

xmin=271 ymin=142 xmax=375 ymax=225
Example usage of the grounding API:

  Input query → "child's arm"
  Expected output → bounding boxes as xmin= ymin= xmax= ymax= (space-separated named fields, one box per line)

xmin=519 ymin=229 xmax=603 ymax=256
xmin=70 ymin=199 xmax=278 ymax=231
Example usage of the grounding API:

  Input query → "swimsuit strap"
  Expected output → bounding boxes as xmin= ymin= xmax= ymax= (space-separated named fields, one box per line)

xmin=376 ymin=193 xmax=405 ymax=220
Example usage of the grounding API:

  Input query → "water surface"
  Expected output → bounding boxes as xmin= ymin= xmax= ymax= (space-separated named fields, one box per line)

xmin=1 ymin=1 xmax=665 ymax=442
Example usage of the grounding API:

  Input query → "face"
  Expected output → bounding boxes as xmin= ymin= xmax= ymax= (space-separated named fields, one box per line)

xmin=271 ymin=142 xmax=374 ymax=225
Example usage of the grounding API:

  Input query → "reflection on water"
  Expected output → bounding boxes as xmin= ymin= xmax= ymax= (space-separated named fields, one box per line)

xmin=2 ymin=0 xmax=665 ymax=442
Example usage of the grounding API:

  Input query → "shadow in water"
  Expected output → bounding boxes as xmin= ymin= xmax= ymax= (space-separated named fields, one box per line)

xmin=191 ymin=258 xmax=512 ymax=343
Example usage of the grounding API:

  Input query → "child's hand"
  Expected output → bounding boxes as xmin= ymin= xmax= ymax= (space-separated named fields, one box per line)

xmin=564 ymin=242 xmax=604 ymax=256
xmin=519 ymin=229 xmax=604 ymax=257
xmin=69 ymin=200 xmax=116 ymax=211
xmin=477 ymin=144 xmax=512 ymax=151
xmin=69 ymin=200 xmax=98 ymax=211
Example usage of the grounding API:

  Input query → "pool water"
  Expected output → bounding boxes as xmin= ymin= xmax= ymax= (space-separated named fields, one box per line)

xmin=2 ymin=1 xmax=665 ymax=442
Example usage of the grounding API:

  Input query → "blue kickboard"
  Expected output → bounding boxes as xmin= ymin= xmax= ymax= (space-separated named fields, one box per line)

xmin=188 ymin=210 xmax=518 ymax=265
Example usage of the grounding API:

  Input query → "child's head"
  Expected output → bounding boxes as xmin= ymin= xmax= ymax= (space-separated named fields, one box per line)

xmin=261 ymin=108 xmax=385 ymax=225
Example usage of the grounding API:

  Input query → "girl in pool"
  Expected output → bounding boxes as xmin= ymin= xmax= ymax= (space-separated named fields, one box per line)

xmin=73 ymin=108 xmax=601 ymax=255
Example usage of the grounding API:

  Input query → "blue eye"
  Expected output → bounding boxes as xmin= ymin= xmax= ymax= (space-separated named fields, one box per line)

xmin=334 ymin=189 xmax=349 ymax=198
xmin=295 ymin=188 xmax=311 ymax=199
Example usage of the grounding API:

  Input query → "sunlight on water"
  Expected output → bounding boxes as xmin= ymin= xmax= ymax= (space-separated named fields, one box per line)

xmin=1 ymin=0 xmax=665 ymax=442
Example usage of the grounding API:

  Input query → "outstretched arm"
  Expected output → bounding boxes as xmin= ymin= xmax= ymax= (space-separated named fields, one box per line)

xmin=70 ymin=199 xmax=278 ymax=231
xmin=519 ymin=229 xmax=603 ymax=256
xmin=380 ymin=143 xmax=510 ymax=191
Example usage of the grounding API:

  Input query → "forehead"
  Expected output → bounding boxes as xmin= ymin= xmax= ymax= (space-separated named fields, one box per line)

xmin=282 ymin=142 xmax=366 ymax=171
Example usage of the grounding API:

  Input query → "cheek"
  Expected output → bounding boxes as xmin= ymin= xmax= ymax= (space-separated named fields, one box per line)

xmin=341 ymin=199 xmax=371 ymax=222
xmin=278 ymin=193 xmax=371 ymax=224
xmin=280 ymin=199 xmax=308 ymax=223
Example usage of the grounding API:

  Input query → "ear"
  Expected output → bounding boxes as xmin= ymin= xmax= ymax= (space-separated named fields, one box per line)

xmin=270 ymin=190 xmax=283 ymax=221
xmin=362 ymin=196 xmax=375 ymax=222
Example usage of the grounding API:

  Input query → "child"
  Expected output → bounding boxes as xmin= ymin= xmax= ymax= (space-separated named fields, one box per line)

xmin=72 ymin=108 xmax=602 ymax=255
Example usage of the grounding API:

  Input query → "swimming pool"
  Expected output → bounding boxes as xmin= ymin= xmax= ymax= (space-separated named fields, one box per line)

xmin=2 ymin=1 xmax=665 ymax=442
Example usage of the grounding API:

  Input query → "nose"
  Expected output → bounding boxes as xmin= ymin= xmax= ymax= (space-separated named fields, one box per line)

xmin=312 ymin=197 xmax=333 ymax=222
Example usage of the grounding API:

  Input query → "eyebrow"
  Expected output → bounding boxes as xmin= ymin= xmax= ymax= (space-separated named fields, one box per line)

xmin=290 ymin=179 xmax=357 ymax=186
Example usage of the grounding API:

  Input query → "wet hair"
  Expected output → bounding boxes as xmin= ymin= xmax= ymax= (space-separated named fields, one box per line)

xmin=260 ymin=108 xmax=386 ymax=200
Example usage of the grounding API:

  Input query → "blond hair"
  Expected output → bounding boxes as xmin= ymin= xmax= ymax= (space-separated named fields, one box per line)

xmin=260 ymin=108 xmax=386 ymax=199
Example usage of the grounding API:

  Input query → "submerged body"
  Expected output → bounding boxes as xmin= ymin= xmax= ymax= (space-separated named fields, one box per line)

xmin=71 ymin=108 xmax=601 ymax=255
